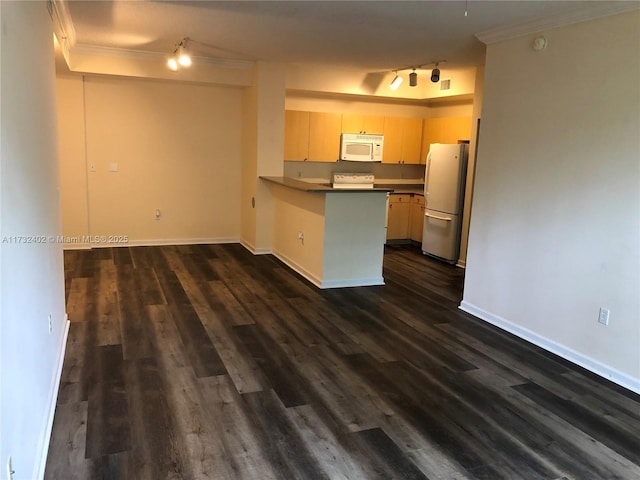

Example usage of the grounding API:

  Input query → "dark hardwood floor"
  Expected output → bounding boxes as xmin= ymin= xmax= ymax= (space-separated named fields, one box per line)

xmin=46 ymin=244 xmax=640 ymax=479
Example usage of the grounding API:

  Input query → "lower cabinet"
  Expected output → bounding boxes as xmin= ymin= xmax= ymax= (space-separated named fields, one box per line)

xmin=386 ymin=193 xmax=425 ymax=243
xmin=386 ymin=194 xmax=411 ymax=240
xmin=409 ymin=194 xmax=425 ymax=243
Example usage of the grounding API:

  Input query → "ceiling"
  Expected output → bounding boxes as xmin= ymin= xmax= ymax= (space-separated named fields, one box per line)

xmin=61 ymin=0 xmax=633 ymax=73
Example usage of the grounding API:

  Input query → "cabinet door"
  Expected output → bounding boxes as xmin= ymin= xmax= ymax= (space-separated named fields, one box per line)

xmin=410 ymin=195 xmax=425 ymax=242
xmin=386 ymin=194 xmax=411 ymax=240
xmin=362 ymin=115 xmax=384 ymax=134
xmin=382 ymin=117 xmax=403 ymax=164
xmin=284 ymin=110 xmax=310 ymax=161
xmin=308 ymin=112 xmax=342 ymax=162
xmin=341 ymin=113 xmax=363 ymax=134
xmin=421 ymin=116 xmax=471 ymax=162
xmin=420 ymin=118 xmax=443 ymax=164
xmin=441 ymin=116 xmax=471 ymax=144
xmin=402 ymin=118 xmax=424 ymax=164
xmin=342 ymin=114 xmax=384 ymax=134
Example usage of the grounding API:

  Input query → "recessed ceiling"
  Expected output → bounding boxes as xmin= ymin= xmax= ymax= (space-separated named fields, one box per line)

xmin=64 ymin=0 xmax=631 ymax=72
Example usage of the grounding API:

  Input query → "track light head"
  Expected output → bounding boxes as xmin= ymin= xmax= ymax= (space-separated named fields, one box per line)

xmin=430 ymin=63 xmax=440 ymax=83
xmin=389 ymin=72 xmax=403 ymax=90
xmin=167 ymin=57 xmax=179 ymax=71
xmin=178 ymin=38 xmax=191 ymax=67
xmin=409 ymin=70 xmax=418 ymax=87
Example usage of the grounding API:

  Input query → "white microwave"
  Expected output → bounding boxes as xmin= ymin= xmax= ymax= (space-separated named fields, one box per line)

xmin=340 ymin=133 xmax=384 ymax=162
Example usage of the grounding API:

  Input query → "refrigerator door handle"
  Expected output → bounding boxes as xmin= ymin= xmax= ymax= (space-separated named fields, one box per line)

xmin=425 ymin=212 xmax=453 ymax=222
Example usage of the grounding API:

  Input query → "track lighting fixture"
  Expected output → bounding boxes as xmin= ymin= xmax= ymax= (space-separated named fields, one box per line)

xmin=167 ymin=37 xmax=191 ymax=71
xmin=389 ymin=71 xmax=403 ymax=90
xmin=409 ymin=69 xmax=418 ymax=87
xmin=389 ymin=61 xmax=445 ymax=89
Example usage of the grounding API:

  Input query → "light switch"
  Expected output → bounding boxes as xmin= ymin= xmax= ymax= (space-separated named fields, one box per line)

xmin=109 ymin=162 xmax=119 ymax=172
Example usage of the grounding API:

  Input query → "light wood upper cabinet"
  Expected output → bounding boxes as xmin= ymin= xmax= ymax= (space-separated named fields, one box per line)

xmin=341 ymin=114 xmax=384 ymax=134
xmin=420 ymin=116 xmax=472 ymax=164
xmin=308 ymin=112 xmax=342 ymax=162
xmin=402 ymin=118 xmax=423 ymax=164
xmin=382 ymin=117 xmax=403 ymax=164
xmin=420 ymin=118 xmax=442 ymax=164
xmin=284 ymin=110 xmax=310 ymax=161
xmin=383 ymin=116 xmax=423 ymax=164
xmin=441 ymin=116 xmax=472 ymax=144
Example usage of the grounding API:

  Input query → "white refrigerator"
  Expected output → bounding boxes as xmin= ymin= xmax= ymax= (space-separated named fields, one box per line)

xmin=422 ymin=143 xmax=468 ymax=263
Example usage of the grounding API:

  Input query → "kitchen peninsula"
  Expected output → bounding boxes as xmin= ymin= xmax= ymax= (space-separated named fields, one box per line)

xmin=261 ymin=176 xmax=391 ymax=288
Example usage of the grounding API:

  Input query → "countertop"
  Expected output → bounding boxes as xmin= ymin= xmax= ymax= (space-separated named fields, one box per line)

xmin=260 ymin=176 xmax=393 ymax=193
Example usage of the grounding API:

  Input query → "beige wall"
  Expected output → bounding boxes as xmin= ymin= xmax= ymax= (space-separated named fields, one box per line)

xmin=56 ymin=75 xmax=89 ymax=239
xmin=463 ymin=12 xmax=640 ymax=391
xmin=1 ymin=2 xmax=67 ymax=478
xmin=271 ymin=185 xmax=326 ymax=284
xmin=286 ymin=93 xmax=430 ymax=118
xmin=57 ymin=75 xmax=243 ymax=246
xmin=270 ymin=186 xmax=387 ymax=288
xmin=240 ymin=62 xmax=286 ymax=253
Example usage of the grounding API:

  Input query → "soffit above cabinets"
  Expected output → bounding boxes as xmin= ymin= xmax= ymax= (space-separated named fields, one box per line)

xmin=52 ymin=1 xmax=638 ymax=99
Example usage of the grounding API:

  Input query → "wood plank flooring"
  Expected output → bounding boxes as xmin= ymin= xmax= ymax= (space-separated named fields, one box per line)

xmin=46 ymin=244 xmax=640 ymax=479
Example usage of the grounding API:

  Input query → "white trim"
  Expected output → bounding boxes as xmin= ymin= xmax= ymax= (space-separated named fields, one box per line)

xmin=62 ymin=237 xmax=239 ymax=250
xmin=36 ymin=314 xmax=70 ymax=480
xmin=272 ymin=250 xmax=323 ymax=288
xmin=71 ymin=43 xmax=254 ymax=70
xmin=459 ymin=301 xmax=640 ymax=395
xmin=52 ymin=0 xmax=76 ymax=46
xmin=272 ymin=250 xmax=385 ymax=289
xmin=476 ymin=3 xmax=640 ymax=44
xmin=239 ymin=239 xmax=272 ymax=255
xmin=456 ymin=259 xmax=466 ymax=268
xmin=320 ymin=277 xmax=385 ymax=289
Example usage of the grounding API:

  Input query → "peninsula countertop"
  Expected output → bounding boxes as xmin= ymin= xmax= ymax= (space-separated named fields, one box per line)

xmin=260 ymin=176 xmax=393 ymax=193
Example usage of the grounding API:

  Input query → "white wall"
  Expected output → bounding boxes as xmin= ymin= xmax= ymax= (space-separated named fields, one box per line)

xmin=56 ymin=75 xmax=244 ymax=246
xmin=458 ymin=65 xmax=485 ymax=266
xmin=0 ymin=2 xmax=68 ymax=479
xmin=463 ymin=12 xmax=640 ymax=391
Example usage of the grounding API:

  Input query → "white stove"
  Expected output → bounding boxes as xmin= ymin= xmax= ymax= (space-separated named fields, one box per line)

xmin=332 ymin=173 xmax=375 ymax=189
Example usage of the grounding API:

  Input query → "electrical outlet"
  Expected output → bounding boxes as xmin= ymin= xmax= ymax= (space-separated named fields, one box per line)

xmin=48 ymin=314 xmax=52 ymax=334
xmin=598 ymin=308 xmax=610 ymax=325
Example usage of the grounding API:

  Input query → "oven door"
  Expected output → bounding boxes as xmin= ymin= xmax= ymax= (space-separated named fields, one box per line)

xmin=341 ymin=141 xmax=374 ymax=161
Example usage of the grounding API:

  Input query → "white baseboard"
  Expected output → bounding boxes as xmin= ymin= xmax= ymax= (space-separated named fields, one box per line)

xmin=320 ymin=277 xmax=385 ymax=289
xmin=36 ymin=314 xmax=70 ymax=480
xmin=272 ymin=250 xmax=384 ymax=289
xmin=272 ymin=250 xmax=323 ymax=288
xmin=456 ymin=259 xmax=466 ymax=268
xmin=459 ymin=301 xmax=640 ymax=394
xmin=63 ymin=237 xmax=240 ymax=250
xmin=239 ymin=239 xmax=272 ymax=255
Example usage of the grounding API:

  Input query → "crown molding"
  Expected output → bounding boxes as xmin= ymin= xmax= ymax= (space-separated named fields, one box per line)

xmin=72 ymin=43 xmax=254 ymax=70
xmin=476 ymin=2 xmax=640 ymax=44
xmin=52 ymin=0 xmax=76 ymax=46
